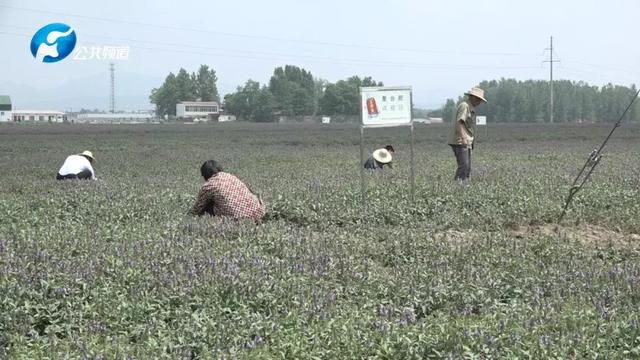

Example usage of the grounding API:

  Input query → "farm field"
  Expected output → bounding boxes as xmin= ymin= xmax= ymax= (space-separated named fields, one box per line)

xmin=1 ymin=122 xmax=639 ymax=358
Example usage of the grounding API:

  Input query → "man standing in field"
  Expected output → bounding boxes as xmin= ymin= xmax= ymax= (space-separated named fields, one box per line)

xmin=448 ymin=87 xmax=487 ymax=181
xmin=189 ymin=160 xmax=265 ymax=221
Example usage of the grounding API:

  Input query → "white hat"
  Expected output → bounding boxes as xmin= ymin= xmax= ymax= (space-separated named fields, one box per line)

xmin=79 ymin=150 xmax=95 ymax=161
xmin=372 ymin=148 xmax=392 ymax=164
xmin=465 ymin=87 xmax=487 ymax=102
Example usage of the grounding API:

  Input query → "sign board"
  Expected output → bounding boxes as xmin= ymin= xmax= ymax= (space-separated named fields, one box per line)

xmin=360 ymin=86 xmax=412 ymax=127
xmin=476 ymin=116 xmax=486 ymax=126
xmin=358 ymin=85 xmax=415 ymax=203
xmin=322 ymin=116 xmax=331 ymax=124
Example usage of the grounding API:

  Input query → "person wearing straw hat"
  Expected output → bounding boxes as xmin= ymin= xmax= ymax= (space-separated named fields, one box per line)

xmin=364 ymin=145 xmax=395 ymax=171
xmin=56 ymin=150 xmax=97 ymax=180
xmin=448 ymin=87 xmax=487 ymax=181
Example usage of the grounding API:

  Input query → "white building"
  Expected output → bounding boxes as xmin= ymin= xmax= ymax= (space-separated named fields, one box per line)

xmin=0 ymin=95 xmax=11 ymax=122
xmin=176 ymin=101 xmax=220 ymax=121
xmin=75 ymin=113 xmax=155 ymax=124
xmin=12 ymin=110 xmax=66 ymax=123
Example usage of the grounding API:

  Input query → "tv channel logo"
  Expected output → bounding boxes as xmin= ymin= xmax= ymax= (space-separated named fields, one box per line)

xmin=30 ymin=23 xmax=77 ymax=63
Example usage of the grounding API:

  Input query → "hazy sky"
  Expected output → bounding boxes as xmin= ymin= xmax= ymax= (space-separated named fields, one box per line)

xmin=1 ymin=0 xmax=639 ymax=110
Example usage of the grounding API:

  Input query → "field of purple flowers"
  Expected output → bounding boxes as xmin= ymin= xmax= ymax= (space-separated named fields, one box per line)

xmin=1 ymin=122 xmax=639 ymax=358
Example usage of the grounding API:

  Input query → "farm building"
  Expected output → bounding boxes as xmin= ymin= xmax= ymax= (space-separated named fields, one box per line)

xmin=12 ymin=110 xmax=66 ymax=123
xmin=176 ymin=101 xmax=220 ymax=121
xmin=74 ymin=113 xmax=155 ymax=124
xmin=0 ymin=95 xmax=11 ymax=122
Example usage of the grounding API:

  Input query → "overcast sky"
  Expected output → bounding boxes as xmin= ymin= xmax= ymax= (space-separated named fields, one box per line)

xmin=1 ymin=0 xmax=639 ymax=110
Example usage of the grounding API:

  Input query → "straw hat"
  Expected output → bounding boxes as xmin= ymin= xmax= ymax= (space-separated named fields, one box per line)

xmin=372 ymin=148 xmax=392 ymax=164
xmin=80 ymin=150 xmax=95 ymax=161
xmin=465 ymin=87 xmax=487 ymax=102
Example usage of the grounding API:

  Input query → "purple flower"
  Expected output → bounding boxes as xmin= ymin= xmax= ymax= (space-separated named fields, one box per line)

xmin=403 ymin=308 xmax=416 ymax=324
xmin=378 ymin=305 xmax=393 ymax=318
xmin=373 ymin=320 xmax=389 ymax=333
xmin=511 ymin=333 xmax=521 ymax=343
xmin=539 ymin=335 xmax=552 ymax=347
xmin=243 ymin=335 xmax=264 ymax=349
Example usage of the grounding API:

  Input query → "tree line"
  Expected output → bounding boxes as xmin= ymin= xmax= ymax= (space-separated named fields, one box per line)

xmin=149 ymin=65 xmax=220 ymax=116
xmin=437 ymin=79 xmax=639 ymax=123
xmin=150 ymin=66 xmax=638 ymax=123
xmin=150 ymin=64 xmax=381 ymax=121
xmin=223 ymin=66 xmax=383 ymax=122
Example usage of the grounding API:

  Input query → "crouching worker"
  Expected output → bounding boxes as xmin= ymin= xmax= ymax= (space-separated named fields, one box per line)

xmin=364 ymin=145 xmax=394 ymax=170
xmin=189 ymin=160 xmax=265 ymax=221
xmin=56 ymin=150 xmax=97 ymax=180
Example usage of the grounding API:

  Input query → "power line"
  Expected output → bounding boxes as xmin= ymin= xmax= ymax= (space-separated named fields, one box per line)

xmin=0 ymin=30 xmax=544 ymax=71
xmin=557 ymin=64 xmax=637 ymax=86
xmin=0 ymin=24 xmax=542 ymax=68
xmin=0 ymin=4 xmax=539 ymax=57
xmin=561 ymin=59 xmax=639 ymax=76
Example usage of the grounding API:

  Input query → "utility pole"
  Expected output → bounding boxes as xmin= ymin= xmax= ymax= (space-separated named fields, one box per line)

xmin=543 ymin=36 xmax=559 ymax=123
xmin=109 ymin=62 xmax=115 ymax=113
xmin=549 ymin=36 xmax=553 ymax=124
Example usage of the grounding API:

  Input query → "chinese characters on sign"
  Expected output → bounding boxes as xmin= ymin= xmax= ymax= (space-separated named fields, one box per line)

xmin=73 ymin=46 xmax=130 ymax=61
xmin=360 ymin=86 xmax=412 ymax=127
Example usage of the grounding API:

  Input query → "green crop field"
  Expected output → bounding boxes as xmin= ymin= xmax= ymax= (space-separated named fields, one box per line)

xmin=1 ymin=122 xmax=639 ymax=358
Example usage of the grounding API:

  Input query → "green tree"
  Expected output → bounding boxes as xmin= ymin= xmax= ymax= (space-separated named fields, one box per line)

xmin=224 ymin=80 xmax=276 ymax=122
xmin=319 ymin=80 xmax=359 ymax=115
xmin=466 ymin=79 xmax=638 ymax=123
xmin=174 ymin=68 xmax=196 ymax=103
xmin=150 ymin=73 xmax=179 ymax=116
xmin=269 ymin=65 xmax=316 ymax=116
xmin=442 ymin=98 xmax=456 ymax=123
xmin=318 ymin=75 xmax=383 ymax=115
xmin=251 ymin=87 xmax=276 ymax=122
xmin=192 ymin=65 xmax=219 ymax=102
xmin=150 ymin=65 xmax=220 ymax=117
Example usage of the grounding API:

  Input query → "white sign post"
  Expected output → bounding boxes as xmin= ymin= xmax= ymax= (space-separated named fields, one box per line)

xmin=359 ymin=86 xmax=415 ymax=203
xmin=322 ymin=116 xmax=331 ymax=124
xmin=476 ymin=115 xmax=488 ymax=138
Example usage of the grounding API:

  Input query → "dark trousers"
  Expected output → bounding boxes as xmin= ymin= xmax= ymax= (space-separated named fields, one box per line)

xmin=56 ymin=169 xmax=92 ymax=180
xmin=451 ymin=145 xmax=471 ymax=181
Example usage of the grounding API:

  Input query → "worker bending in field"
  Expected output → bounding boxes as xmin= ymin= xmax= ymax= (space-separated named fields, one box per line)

xmin=56 ymin=150 xmax=97 ymax=180
xmin=364 ymin=145 xmax=395 ymax=171
xmin=189 ymin=160 xmax=265 ymax=221
xmin=448 ymin=87 xmax=487 ymax=181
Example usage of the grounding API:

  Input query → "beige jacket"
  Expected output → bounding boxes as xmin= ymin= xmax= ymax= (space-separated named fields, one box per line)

xmin=448 ymin=100 xmax=475 ymax=146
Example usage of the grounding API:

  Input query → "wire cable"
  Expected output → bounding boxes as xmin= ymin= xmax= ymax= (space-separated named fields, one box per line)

xmin=0 ymin=4 xmax=539 ymax=57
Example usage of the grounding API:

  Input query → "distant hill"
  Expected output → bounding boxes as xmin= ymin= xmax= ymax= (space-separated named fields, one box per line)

xmin=0 ymin=72 xmax=163 ymax=111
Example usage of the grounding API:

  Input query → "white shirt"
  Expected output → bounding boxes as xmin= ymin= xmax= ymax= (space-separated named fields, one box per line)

xmin=57 ymin=155 xmax=96 ymax=179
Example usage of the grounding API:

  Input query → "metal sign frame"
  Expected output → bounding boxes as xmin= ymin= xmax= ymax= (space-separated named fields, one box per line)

xmin=359 ymin=86 xmax=415 ymax=203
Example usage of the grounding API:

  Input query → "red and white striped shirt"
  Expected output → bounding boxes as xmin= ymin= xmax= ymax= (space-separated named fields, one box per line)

xmin=190 ymin=172 xmax=265 ymax=221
